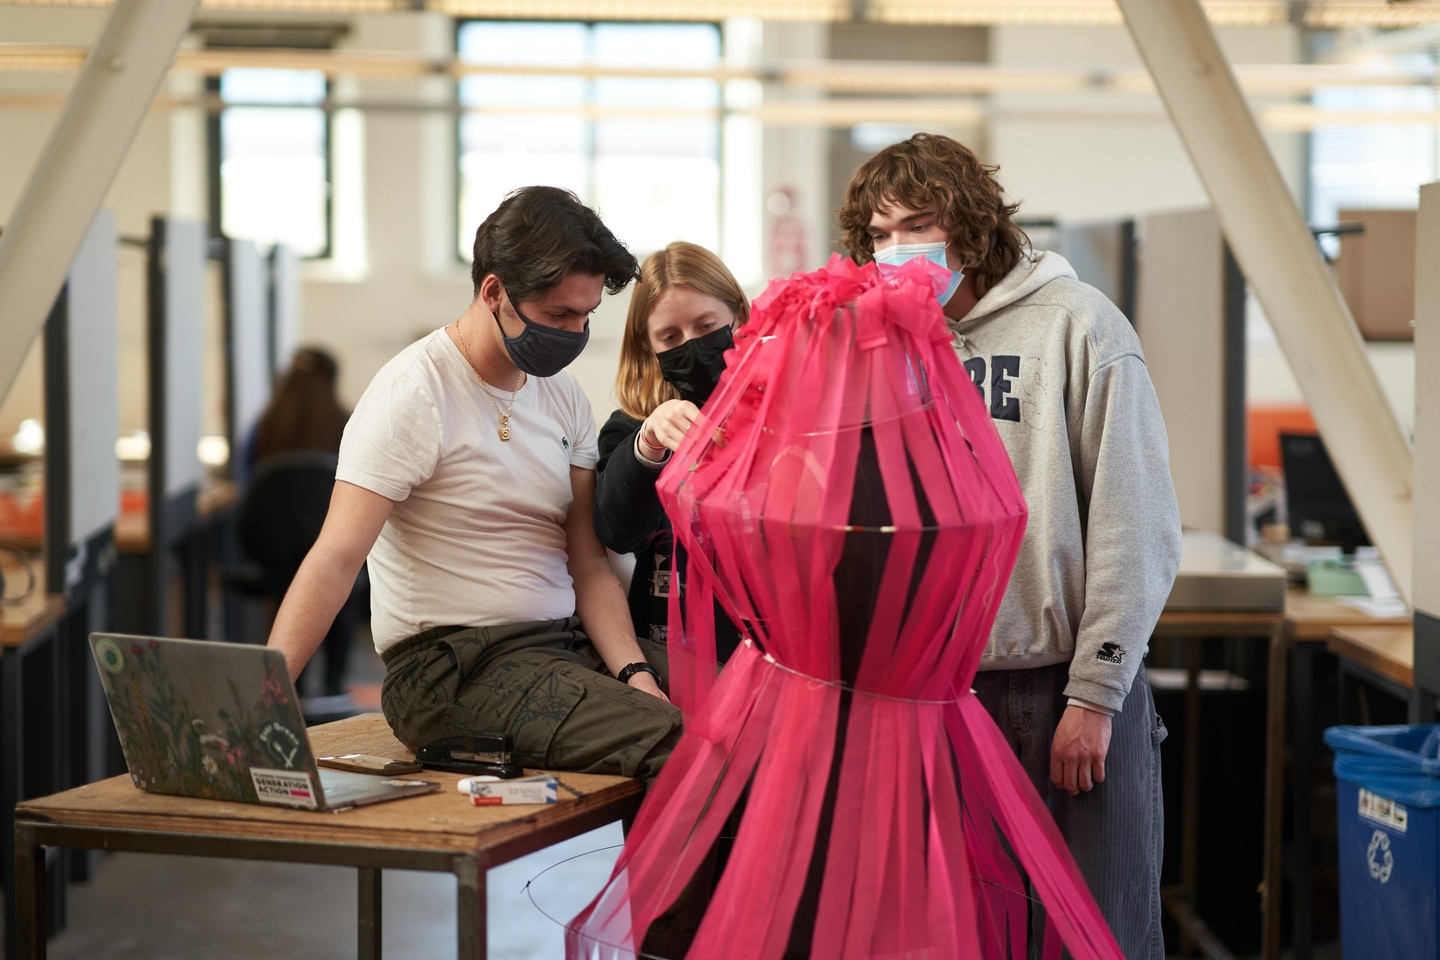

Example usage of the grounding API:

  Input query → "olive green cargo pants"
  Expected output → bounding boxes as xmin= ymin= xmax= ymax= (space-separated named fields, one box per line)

xmin=380 ymin=617 xmax=681 ymax=787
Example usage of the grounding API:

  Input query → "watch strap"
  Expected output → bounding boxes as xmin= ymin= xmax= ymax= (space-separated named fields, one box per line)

xmin=616 ymin=661 xmax=661 ymax=687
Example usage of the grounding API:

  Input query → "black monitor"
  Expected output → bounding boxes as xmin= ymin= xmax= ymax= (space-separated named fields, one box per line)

xmin=1279 ymin=432 xmax=1371 ymax=554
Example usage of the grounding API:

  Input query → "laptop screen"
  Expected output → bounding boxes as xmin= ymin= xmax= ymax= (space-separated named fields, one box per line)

xmin=91 ymin=633 xmax=324 ymax=807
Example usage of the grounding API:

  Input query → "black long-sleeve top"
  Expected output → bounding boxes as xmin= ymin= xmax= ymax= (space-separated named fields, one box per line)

xmin=593 ymin=408 xmax=739 ymax=661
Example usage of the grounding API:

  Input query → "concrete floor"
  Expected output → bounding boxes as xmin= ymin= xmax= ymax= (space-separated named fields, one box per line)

xmin=43 ymin=825 xmax=625 ymax=959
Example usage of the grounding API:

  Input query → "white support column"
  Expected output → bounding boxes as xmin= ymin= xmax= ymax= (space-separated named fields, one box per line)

xmin=1413 ymin=183 xmax=1440 ymax=713
xmin=1117 ymin=0 xmax=1414 ymax=603
xmin=0 ymin=0 xmax=198 ymax=408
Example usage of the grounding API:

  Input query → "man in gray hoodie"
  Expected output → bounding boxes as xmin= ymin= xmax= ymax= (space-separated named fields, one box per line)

xmin=839 ymin=133 xmax=1182 ymax=959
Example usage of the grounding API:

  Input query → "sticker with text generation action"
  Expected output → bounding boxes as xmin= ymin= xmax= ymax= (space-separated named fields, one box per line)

xmin=250 ymin=767 xmax=319 ymax=810
xmin=1358 ymin=788 xmax=1407 ymax=833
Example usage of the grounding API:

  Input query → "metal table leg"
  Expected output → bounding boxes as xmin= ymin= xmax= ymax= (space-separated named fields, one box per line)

xmin=456 ymin=856 xmax=486 ymax=960
xmin=14 ymin=822 xmax=47 ymax=960
xmin=1180 ymin=637 xmax=1203 ymax=954
xmin=1287 ymin=638 xmax=1320 ymax=960
xmin=2 ymin=649 xmax=23 ymax=960
xmin=1156 ymin=628 xmax=1240 ymax=960
xmin=1261 ymin=623 xmax=1287 ymax=960
xmin=359 ymin=866 xmax=382 ymax=960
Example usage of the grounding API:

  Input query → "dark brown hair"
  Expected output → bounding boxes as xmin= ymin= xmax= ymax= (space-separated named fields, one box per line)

xmin=837 ymin=133 xmax=1029 ymax=296
xmin=614 ymin=242 xmax=749 ymax=421
xmin=252 ymin=347 xmax=349 ymax=462
xmin=470 ymin=185 xmax=638 ymax=302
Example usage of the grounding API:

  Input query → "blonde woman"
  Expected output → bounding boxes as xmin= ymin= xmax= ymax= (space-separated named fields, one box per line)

xmin=594 ymin=241 xmax=749 ymax=660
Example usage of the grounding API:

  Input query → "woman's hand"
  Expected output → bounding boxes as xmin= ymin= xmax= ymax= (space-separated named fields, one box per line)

xmin=638 ymin=399 xmax=701 ymax=461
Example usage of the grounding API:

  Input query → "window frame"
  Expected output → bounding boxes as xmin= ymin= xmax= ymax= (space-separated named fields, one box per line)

xmin=206 ymin=67 xmax=336 ymax=261
xmin=452 ymin=17 xmax=725 ymax=265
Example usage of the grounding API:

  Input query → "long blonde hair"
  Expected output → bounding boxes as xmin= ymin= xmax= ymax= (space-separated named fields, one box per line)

xmin=615 ymin=242 xmax=749 ymax=421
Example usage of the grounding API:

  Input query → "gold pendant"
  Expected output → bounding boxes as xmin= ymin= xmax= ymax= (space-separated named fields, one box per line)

xmin=499 ymin=416 xmax=511 ymax=441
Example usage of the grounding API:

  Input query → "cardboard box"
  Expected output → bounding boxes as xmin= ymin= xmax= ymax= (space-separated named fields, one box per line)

xmin=1335 ymin=208 xmax=1416 ymax=342
xmin=464 ymin=773 xmax=558 ymax=806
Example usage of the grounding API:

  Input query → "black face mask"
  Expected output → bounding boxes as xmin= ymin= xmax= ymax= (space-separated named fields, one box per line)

xmin=495 ymin=294 xmax=590 ymax=378
xmin=656 ymin=325 xmax=734 ymax=405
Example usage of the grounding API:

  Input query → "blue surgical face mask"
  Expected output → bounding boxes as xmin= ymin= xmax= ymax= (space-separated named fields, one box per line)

xmin=873 ymin=241 xmax=964 ymax=305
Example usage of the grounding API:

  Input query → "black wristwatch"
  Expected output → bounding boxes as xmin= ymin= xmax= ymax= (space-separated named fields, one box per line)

xmin=616 ymin=662 xmax=662 ymax=687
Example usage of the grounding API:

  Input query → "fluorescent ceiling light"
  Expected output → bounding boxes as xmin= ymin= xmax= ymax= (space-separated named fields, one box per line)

xmin=0 ymin=45 xmax=88 ymax=71
xmin=752 ymin=97 xmax=985 ymax=125
xmin=202 ymin=0 xmax=399 ymax=9
xmin=870 ymin=1 xmax=1122 ymax=25
xmin=1262 ymin=102 xmax=1440 ymax=127
xmin=1306 ymin=2 xmax=1440 ymax=28
xmin=3 ymin=0 xmax=400 ymax=7
xmin=868 ymin=0 xmax=1288 ymax=26
xmin=8 ymin=0 xmax=1440 ymax=25
xmin=181 ymin=48 xmax=434 ymax=76
xmin=779 ymin=62 xmax=1094 ymax=93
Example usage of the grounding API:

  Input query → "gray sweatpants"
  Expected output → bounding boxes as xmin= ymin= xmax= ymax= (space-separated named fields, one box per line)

xmin=972 ymin=661 xmax=1168 ymax=960
xmin=380 ymin=618 xmax=683 ymax=787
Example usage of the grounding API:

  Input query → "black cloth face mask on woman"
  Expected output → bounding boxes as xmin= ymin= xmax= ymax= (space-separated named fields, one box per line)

xmin=656 ymin=325 xmax=734 ymax=405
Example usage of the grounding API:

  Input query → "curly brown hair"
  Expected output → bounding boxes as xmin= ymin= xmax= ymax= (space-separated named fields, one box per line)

xmin=837 ymin=133 xmax=1029 ymax=296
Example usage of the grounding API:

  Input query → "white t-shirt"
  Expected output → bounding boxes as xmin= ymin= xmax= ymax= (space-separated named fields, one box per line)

xmin=337 ymin=328 xmax=600 ymax=653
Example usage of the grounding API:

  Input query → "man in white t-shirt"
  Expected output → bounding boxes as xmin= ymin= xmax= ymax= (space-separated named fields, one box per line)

xmin=266 ymin=186 xmax=680 ymax=784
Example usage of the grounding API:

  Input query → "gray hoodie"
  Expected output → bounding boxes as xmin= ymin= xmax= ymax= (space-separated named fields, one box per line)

xmin=952 ymin=250 xmax=1182 ymax=713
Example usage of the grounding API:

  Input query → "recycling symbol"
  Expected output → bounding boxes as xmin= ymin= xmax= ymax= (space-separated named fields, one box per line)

xmin=1366 ymin=829 xmax=1394 ymax=884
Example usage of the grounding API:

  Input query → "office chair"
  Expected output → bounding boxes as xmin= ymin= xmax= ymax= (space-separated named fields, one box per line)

xmin=226 ymin=450 xmax=363 ymax=714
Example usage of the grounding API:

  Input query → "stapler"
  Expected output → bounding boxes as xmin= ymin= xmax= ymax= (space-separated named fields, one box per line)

xmin=415 ymin=733 xmax=526 ymax=779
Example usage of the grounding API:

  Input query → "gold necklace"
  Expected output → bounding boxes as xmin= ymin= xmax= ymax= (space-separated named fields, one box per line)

xmin=454 ymin=320 xmax=521 ymax=441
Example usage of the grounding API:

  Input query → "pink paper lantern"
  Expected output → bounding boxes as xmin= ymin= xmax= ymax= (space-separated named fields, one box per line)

xmin=570 ymin=256 xmax=1122 ymax=960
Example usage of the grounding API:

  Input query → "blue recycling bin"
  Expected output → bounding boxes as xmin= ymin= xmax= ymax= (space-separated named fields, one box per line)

xmin=1325 ymin=724 xmax=1440 ymax=959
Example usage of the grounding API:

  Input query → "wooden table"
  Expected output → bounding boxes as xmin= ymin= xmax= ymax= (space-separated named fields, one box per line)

xmin=2 ymin=558 xmax=67 ymax=960
xmin=1 ymin=479 xmax=237 ymax=641
xmin=1285 ymin=588 xmax=1410 ymax=643
xmin=0 ymin=573 xmax=63 ymax=649
xmin=12 ymin=713 xmax=643 ymax=960
xmin=1327 ymin=624 xmax=1414 ymax=692
xmin=0 ymin=480 xmax=236 ymax=556
xmin=1152 ymin=587 xmax=1412 ymax=960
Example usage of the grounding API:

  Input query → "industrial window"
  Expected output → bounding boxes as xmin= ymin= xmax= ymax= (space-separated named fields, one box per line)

xmin=213 ymin=68 xmax=331 ymax=259
xmin=455 ymin=20 xmax=723 ymax=262
xmin=1308 ymin=51 xmax=1439 ymax=249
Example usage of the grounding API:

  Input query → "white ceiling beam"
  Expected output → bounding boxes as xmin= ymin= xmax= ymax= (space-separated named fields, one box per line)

xmin=0 ymin=0 xmax=199 ymax=411
xmin=5 ymin=44 xmax=1440 ymax=95
xmin=1117 ymin=0 xmax=1414 ymax=609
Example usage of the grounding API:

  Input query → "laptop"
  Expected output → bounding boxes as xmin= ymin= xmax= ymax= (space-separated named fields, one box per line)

xmin=90 ymin=633 xmax=439 ymax=812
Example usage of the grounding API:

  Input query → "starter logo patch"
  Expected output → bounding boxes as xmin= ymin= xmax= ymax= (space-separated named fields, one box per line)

xmin=1096 ymin=643 xmax=1124 ymax=664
